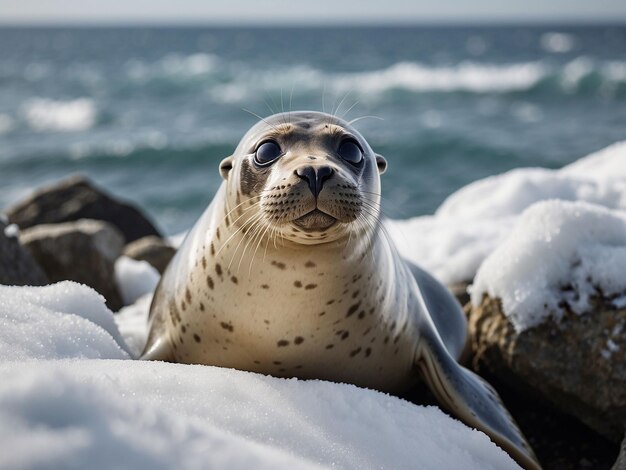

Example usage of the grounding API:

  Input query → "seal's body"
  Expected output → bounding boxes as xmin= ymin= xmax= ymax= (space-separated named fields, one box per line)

xmin=143 ymin=112 xmax=539 ymax=470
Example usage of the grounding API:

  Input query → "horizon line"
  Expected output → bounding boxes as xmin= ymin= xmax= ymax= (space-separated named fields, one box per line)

xmin=1 ymin=17 xmax=625 ymax=28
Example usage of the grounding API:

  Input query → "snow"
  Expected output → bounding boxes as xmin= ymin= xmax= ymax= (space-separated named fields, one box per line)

xmin=114 ymin=256 xmax=160 ymax=305
xmin=389 ymin=140 xmax=626 ymax=285
xmin=0 ymin=282 xmax=129 ymax=360
xmin=3 ymin=223 xmax=19 ymax=238
xmin=0 ymin=281 xmax=518 ymax=469
xmin=471 ymin=200 xmax=626 ymax=331
xmin=116 ymin=292 xmax=152 ymax=357
xmin=168 ymin=230 xmax=188 ymax=248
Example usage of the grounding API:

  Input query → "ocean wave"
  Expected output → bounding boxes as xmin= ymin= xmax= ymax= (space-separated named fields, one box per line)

xmin=124 ymin=53 xmax=220 ymax=82
xmin=332 ymin=61 xmax=548 ymax=94
xmin=203 ymin=57 xmax=626 ymax=103
xmin=21 ymin=97 xmax=96 ymax=132
xmin=0 ymin=114 xmax=14 ymax=134
xmin=14 ymin=52 xmax=626 ymax=105
xmin=540 ymin=32 xmax=575 ymax=54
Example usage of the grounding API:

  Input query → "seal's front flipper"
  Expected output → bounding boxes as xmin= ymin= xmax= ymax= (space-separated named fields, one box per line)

xmin=415 ymin=334 xmax=540 ymax=470
xmin=140 ymin=336 xmax=174 ymax=362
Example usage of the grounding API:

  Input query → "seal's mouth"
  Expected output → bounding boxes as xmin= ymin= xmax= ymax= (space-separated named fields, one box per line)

xmin=293 ymin=209 xmax=337 ymax=231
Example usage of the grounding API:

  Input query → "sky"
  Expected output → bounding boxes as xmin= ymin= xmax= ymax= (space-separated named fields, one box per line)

xmin=1 ymin=0 xmax=626 ymax=25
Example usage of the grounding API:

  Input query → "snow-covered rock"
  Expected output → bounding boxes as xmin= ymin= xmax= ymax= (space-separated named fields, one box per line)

xmin=0 ymin=282 xmax=519 ymax=469
xmin=467 ymin=201 xmax=626 ymax=441
xmin=123 ymin=235 xmax=176 ymax=274
xmin=388 ymin=140 xmax=626 ymax=285
xmin=471 ymin=200 xmax=626 ymax=332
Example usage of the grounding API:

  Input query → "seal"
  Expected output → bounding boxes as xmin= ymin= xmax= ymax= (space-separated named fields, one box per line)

xmin=142 ymin=111 xmax=540 ymax=470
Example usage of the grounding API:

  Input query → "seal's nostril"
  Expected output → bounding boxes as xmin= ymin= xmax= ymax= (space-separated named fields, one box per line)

xmin=317 ymin=166 xmax=334 ymax=190
xmin=296 ymin=166 xmax=334 ymax=198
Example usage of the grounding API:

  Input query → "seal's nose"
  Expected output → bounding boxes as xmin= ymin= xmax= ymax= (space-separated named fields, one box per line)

xmin=296 ymin=165 xmax=334 ymax=198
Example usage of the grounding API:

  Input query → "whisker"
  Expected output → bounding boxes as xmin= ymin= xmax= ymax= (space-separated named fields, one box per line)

xmin=222 ymin=212 xmax=264 ymax=265
xmin=248 ymin=220 xmax=274 ymax=276
xmin=242 ymin=108 xmax=279 ymax=132
xmin=348 ymin=115 xmax=384 ymax=126
xmin=288 ymin=84 xmax=295 ymax=124
xmin=340 ymin=99 xmax=360 ymax=120
xmin=220 ymin=195 xmax=263 ymax=228
xmin=230 ymin=213 xmax=265 ymax=272
xmin=333 ymin=91 xmax=352 ymax=118
xmin=214 ymin=201 xmax=264 ymax=257
xmin=237 ymin=216 xmax=267 ymax=274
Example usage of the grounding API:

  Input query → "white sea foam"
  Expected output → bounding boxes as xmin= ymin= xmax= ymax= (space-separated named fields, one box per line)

xmin=540 ymin=32 xmax=575 ymax=54
xmin=332 ymin=61 xmax=548 ymax=94
xmin=21 ymin=97 xmax=96 ymax=132
xmin=210 ymin=58 xmax=626 ymax=107
xmin=125 ymin=53 xmax=219 ymax=82
xmin=120 ymin=53 xmax=626 ymax=106
xmin=0 ymin=114 xmax=14 ymax=134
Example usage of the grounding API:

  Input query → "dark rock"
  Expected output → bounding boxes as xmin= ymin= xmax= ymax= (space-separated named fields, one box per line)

xmin=123 ymin=236 xmax=175 ymax=274
xmin=0 ymin=220 xmax=47 ymax=286
xmin=614 ymin=436 xmax=626 ymax=470
xmin=448 ymin=280 xmax=471 ymax=307
xmin=6 ymin=174 xmax=161 ymax=243
xmin=478 ymin=368 xmax=619 ymax=470
xmin=469 ymin=295 xmax=626 ymax=443
xmin=20 ymin=219 xmax=125 ymax=310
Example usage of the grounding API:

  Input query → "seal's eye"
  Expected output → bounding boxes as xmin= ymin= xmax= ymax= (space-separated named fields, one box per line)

xmin=255 ymin=141 xmax=282 ymax=165
xmin=338 ymin=140 xmax=363 ymax=164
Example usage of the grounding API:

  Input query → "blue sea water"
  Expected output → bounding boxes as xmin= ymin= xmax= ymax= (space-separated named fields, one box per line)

xmin=0 ymin=25 xmax=625 ymax=234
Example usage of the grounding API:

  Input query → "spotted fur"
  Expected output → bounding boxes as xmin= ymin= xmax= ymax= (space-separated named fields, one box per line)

xmin=142 ymin=111 xmax=539 ymax=470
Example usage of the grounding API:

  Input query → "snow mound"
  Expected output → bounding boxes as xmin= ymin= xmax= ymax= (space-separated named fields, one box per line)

xmin=0 ymin=281 xmax=129 ymax=361
xmin=0 ymin=283 xmax=519 ymax=469
xmin=0 ymin=359 xmax=518 ymax=470
xmin=114 ymin=256 xmax=160 ymax=305
xmin=471 ymin=200 xmax=626 ymax=332
xmin=0 ymin=363 xmax=321 ymax=470
xmin=116 ymin=292 xmax=153 ymax=358
xmin=389 ymin=140 xmax=626 ymax=284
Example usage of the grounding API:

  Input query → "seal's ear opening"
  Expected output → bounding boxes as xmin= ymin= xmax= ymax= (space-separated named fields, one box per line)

xmin=219 ymin=156 xmax=234 ymax=180
xmin=376 ymin=155 xmax=387 ymax=175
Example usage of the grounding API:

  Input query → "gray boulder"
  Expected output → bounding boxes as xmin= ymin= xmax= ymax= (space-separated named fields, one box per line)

xmin=6 ymin=174 xmax=161 ymax=243
xmin=123 ymin=236 xmax=175 ymax=274
xmin=469 ymin=294 xmax=626 ymax=443
xmin=0 ymin=220 xmax=47 ymax=286
xmin=20 ymin=219 xmax=125 ymax=310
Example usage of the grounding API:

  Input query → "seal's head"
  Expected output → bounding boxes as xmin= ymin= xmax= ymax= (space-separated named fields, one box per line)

xmin=219 ymin=111 xmax=387 ymax=245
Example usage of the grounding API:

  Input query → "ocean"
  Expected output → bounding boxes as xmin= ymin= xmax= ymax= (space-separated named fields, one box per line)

xmin=0 ymin=25 xmax=625 ymax=234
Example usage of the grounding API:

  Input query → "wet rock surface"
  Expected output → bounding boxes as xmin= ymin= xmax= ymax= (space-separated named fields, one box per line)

xmin=469 ymin=295 xmax=626 ymax=444
xmin=20 ymin=219 xmax=125 ymax=310
xmin=6 ymin=174 xmax=161 ymax=243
